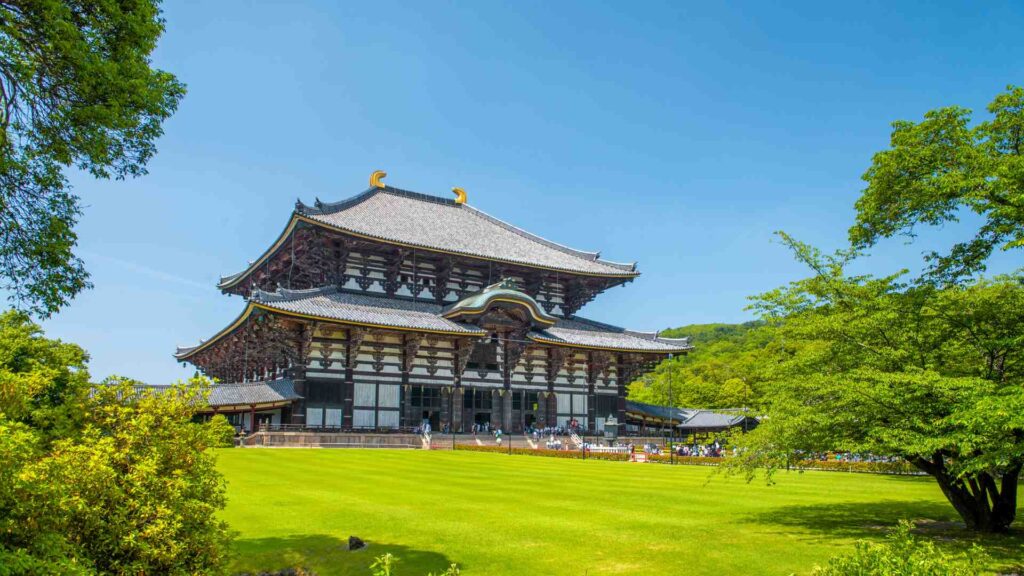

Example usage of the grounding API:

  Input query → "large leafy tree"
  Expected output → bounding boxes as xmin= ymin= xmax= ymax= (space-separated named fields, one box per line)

xmin=850 ymin=85 xmax=1024 ymax=284
xmin=732 ymin=237 xmax=1024 ymax=533
xmin=0 ymin=1 xmax=185 ymax=317
xmin=0 ymin=311 xmax=232 ymax=574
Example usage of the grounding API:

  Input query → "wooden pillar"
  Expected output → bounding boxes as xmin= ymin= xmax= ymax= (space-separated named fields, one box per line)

xmin=249 ymin=404 xmax=257 ymax=433
xmin=615 ymin=354 xmax=627 ymax=436
xmin=547 ymin=392 xmax=557 ymax=427
xmin=290 ymin=322 xmax=310 ymax=426
xmin=342 ymin=329 xmax=360 ymax=428
xmin=490 ymin=390 xmax=501 ymax=429
xmin=501 ymin=335 xmax=512 ymax=432
xmin=586 ymin=354 xmax=597 ymax=433
xmin=453 ymin=378 xmax=464 ymax=433
xmin=502 ymin=389 xmax=513 ymax=432
xmin=440 ymin=387 xmax=451 ymax=431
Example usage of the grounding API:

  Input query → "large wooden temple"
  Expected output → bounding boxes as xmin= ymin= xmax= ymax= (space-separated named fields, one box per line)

xmin=176 ymin=172 xmax=691 ymax=434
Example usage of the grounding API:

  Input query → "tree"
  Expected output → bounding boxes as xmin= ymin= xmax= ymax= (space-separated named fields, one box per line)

xmin=731 ymin=236 xmax=1024 ymax=532
xmin=0 ymin=1 xmax=185 ymax=317
xmin=850 ymin=85 xmax=1024 ymax=284
xmin=0 ymin=311 xmax=231 ymax=574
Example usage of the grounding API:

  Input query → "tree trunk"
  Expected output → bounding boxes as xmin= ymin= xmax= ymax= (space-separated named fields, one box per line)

xmin=913 ymin=455 xmax=1020 ymax=533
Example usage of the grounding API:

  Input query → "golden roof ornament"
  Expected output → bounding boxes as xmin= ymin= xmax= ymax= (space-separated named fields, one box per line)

xmin=370 ymin=170 xmax=387 ymax=188
xmin=452 ymin=187 xmax=467 ymax=204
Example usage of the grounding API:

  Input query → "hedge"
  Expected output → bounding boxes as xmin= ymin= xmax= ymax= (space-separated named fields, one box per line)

xmin=454 ymin=445 xmax=922 ymax=475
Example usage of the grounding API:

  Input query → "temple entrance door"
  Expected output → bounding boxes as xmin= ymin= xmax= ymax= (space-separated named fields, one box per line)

xmin=474 ymin=412 xmax=490 ymax=430
xmin=524 ymin=414 xmax=535 ymax=429
xmin=421 ymin=410 xmax=440 ymax=431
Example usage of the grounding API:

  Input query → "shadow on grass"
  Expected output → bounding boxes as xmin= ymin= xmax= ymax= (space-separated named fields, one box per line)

xmin=745 ymin=500 xmax=1024 ymax=571
xmin=230 ymin=534 xmax=458 ymax=576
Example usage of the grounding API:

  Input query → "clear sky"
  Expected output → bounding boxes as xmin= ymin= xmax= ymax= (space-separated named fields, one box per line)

xmin=37 ymin=1 xmax=1024 ymax=383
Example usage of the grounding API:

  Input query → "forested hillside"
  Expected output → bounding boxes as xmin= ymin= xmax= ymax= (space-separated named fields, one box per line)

xmin=628 ymin=321 xmax=771 ymax=409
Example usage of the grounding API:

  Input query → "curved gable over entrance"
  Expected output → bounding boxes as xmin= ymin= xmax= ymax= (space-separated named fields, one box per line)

xmin=442 ymin=278 xmax=556 ymax=331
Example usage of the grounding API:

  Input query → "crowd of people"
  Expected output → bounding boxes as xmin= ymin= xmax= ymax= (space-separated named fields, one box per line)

xmin=803 ymin=452 xmax=901 ymax=463
xmin=673 ymin=441 xmax=726 ymax=458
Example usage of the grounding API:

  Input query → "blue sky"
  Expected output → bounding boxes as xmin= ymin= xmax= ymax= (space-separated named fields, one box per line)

xmin=38 ymin=1 xmax=1023 ymax=383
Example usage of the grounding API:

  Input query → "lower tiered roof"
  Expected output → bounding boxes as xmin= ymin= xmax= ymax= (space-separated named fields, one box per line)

xmin=176 ymin=285 xmax=691 ymax=360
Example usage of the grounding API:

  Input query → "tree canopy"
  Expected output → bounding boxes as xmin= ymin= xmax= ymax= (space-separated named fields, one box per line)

xmin=729 ymin=236 xmax=1024 ymax=532
xmin=0 ymin=310 xmax=231 ymax=574
xmin=850 ymin=85 xmax=1024 ymax=284
xmin=0 ymin=1 xmax=185 ymax=317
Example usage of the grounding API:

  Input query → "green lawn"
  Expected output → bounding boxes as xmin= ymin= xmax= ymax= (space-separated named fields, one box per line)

xmin=218 ymin=449 xmax=1023 ymax=575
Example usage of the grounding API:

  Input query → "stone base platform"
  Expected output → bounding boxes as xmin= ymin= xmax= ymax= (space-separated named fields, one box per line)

xmin=243 ymin=432 xmax=674 ymax=450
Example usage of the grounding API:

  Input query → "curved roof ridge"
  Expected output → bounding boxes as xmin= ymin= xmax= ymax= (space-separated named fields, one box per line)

xmin=250 ymin=284 xmax=338 ymax=303
xmin=461 ymin=203 xmax=636 ymax=272
xmin=295 ymin=187 xmax=380 ymax=216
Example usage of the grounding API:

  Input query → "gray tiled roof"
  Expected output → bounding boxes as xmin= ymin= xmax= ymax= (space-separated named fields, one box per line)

xmin=183 ymin=286 xmax=690 ymax=356
xmin=130 ymin=381 xmax=301 ymax=408
xmin=295 ymin=187 xmax=638 ymax=276
xmin=626 ymin=399 xmax=689 ymax=422
xmin=254 ymin=286 xmax=688 ymax=351
xmin=676 ymin=410 xmax=752 ymax=430
xmin=531 ymin=317 xmax=693 ymax=353
xmin=252 ymin=286 xmax=487 ymax=335
xmin=207 ymin=379 xmax=301 ymax=407
xmin=625 ymin=401 xmax=757 ymax=430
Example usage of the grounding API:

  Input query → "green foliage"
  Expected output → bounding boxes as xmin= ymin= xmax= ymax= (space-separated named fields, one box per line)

xmin=629 ymin=321 xmax=772 ymax=409
xmin=0 ymin=1 xmax=185 ymax=317
xmin=729 ymin=236 xmax=1024 ymax=531
xmin=0 ymin=310 xmax=231 ymax=575
xmin=370 ymin=554 xmax=460 ymax=576
xmin=427 ymin=564 xmax=461 ymax=576
xmin=850 ymin=85 xmax=1024 ymax=283
xmin=812 ymin=521 xmax=986 ymax=575
xmin=209 ymin=413 xmax=237 ymax=448
xmin=371 ymin=554 xmax=397 ymax=576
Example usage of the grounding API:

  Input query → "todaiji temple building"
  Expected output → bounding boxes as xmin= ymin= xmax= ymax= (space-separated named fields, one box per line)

xmin=176 ymin=172 xmax=691 ymax=435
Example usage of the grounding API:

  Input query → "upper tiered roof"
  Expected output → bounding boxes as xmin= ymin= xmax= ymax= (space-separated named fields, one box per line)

xmin=219 ymin=183 xmax=639 ymax=291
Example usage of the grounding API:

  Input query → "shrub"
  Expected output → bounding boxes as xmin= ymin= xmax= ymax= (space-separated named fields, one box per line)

xmin=812 ymin=521 xmax=986 ymax=575
xmin=0 ymin=311 xmax=232 ymax=575
xmin=210 ymin=413 xmax=237 ymax=448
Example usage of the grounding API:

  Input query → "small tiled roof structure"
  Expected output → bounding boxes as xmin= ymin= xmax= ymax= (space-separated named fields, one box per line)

xmin=176 ymin=285 xmax=692 ymax=359
xmin=625 ymin=400 xmax=758 ymax=432
xmin=220 ymin=186 xmax=639 ymax=289
xmin=206 ymin=379 xmax=301 ymax=407
xmin=625 ymin=399 xmax=690 ymax=423
xmin=676 ymin=410 xmax=755 ymax=432
xmin=130 ymin=380 xmax=301 ymax=409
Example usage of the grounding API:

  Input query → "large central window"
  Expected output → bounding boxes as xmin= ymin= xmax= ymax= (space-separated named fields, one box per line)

xmin=466 ymin=340 xmax=499 ymax=371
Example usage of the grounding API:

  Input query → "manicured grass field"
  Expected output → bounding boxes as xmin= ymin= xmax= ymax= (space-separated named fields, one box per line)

xmin=218 ymin=449 xmax=1023 ymax=575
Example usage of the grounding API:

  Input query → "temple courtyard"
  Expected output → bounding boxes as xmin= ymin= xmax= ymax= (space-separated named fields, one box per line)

xmin=218 ymin=450 xmax=1023 ymax=575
